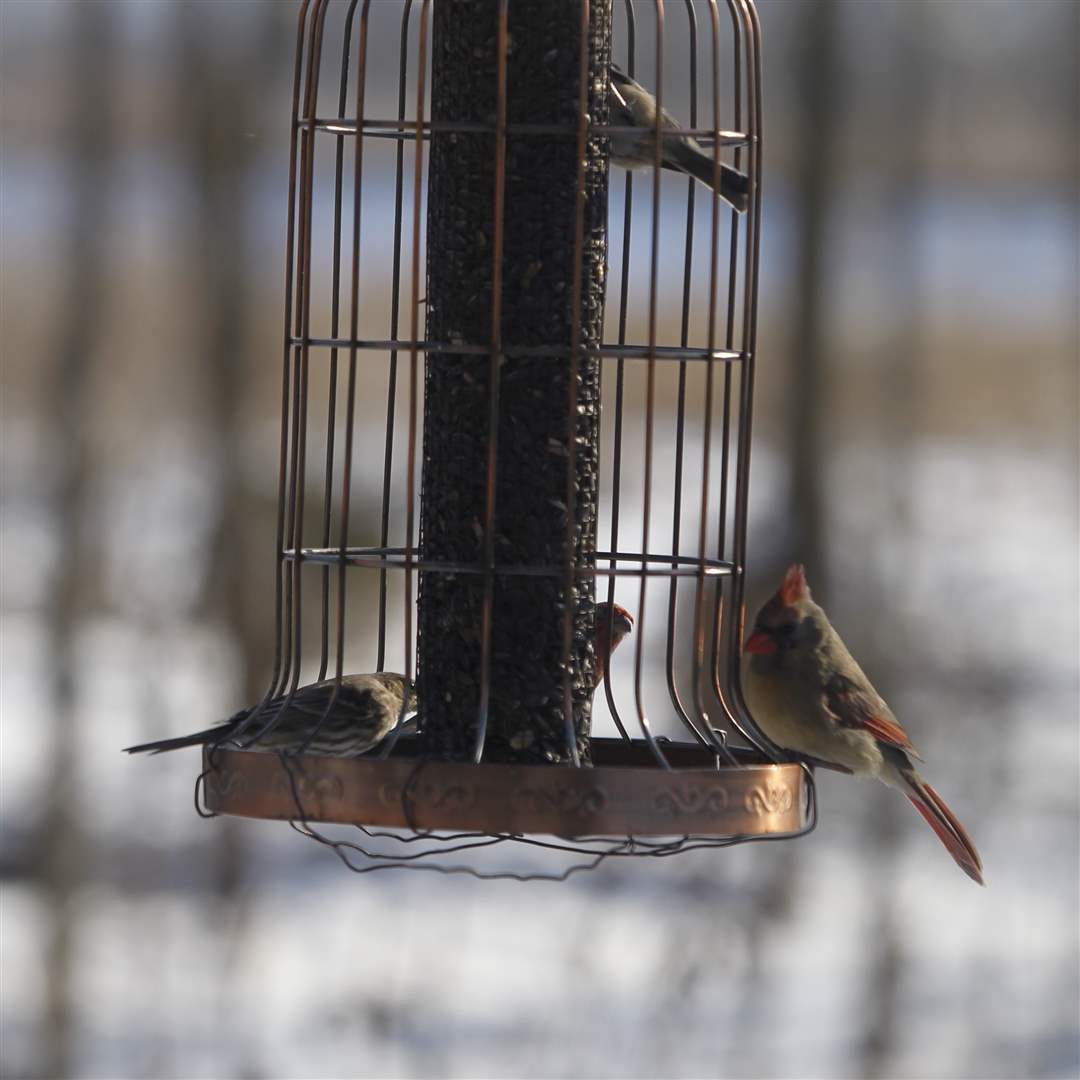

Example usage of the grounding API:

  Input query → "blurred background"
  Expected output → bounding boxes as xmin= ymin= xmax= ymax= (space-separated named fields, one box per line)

xmin=2 ymin=1 xmax=1077 ymax=1078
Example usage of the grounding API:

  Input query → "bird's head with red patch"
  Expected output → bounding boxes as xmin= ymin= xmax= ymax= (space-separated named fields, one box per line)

xmin=744 ymin=564 xmax=813 ymax=656
xmin=596 ymin=601 xmax=634 ymax=652
xmin=594 ymin=601 xmax=634 ymax=686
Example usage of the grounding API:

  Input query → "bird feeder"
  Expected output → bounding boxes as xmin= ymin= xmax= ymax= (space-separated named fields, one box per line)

xmin=200 ymin=0 xmax=814 ymax=876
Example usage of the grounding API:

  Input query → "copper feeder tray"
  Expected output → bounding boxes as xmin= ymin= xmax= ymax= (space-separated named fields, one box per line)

xmin=202 ymin=738 xmax=809 ymax=838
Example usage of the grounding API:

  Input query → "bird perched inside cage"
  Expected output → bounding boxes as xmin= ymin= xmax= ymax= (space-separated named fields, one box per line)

xmin=744 ymin=565 xmax=984 ymax=885
xmin=595 ymin=601 xmax=634 ymax=686
xmin=123 ymin=672 xmax=415 ymax=758
xmin=124 ymin=604 xmax=632 ymax=758
xmin=608 ymin=63 xmax=749 ymax=212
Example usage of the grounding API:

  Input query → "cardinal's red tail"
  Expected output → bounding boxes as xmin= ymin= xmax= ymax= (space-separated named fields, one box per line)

xmin=903 ymin=772 xmax=984 ymax=886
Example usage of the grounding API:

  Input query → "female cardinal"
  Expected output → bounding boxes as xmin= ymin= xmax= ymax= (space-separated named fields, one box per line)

xmin=744 ymin=565 xmax=983 ymax=885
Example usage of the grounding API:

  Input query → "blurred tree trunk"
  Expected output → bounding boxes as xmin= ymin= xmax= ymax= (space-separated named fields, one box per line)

xmin=740 ymin=4 xmax=841 ymax=1070
xmin=858 ymin=5 xmax=929 ymax=1076
xmin=770 ymin=0 xmax=841 ymax=918
xmin=785 ymin=0 xmax=839 ymax=594
xmin=177 ymin=1 xmax=279 ymax=713
xmin=175 ymin=4 xmax=288 ymax=1071
xmin=40 ymin=4 xmax=114 ymax=1077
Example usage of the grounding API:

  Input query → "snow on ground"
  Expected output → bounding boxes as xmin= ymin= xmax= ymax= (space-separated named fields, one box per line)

xmin=2 ymin=440 xmax=1077 ymax=1079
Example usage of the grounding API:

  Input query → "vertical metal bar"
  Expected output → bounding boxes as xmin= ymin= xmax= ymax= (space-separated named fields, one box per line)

xmin=690 ymin=0 xmax=740 ymax=765
xmin=473 ymin=0 xmax=510 ymax=763
xmin=600 ymin=0 xmax=637 ymax=741
xmin=632 ymin=0 xmax=671 ymax=769
xmin=285 ymin=0 xmax=330 ymax=701
xmin=376 ymin=0 xmax=415 ymax=673
xmin=709 ymin=0 xmax=742 ymax=726
xmin=726 ymin=0 xmax=778 ymax=759
xmin=664 ymin=0 xmax=716 ymax=751
xmin=318 ymin=0 xmax=362 ymax=682
xmin=279 ymin=11 xmax=319 ymax=696
xmin=295 ymin=0 xmax=373 ymax=755
xmin=266 ymin=0 xmax=312 ymax=705
xmin=277 ymin=0 xmax=329 ymax=700
xmin=335 ymin=1 xmax=372 ymax=689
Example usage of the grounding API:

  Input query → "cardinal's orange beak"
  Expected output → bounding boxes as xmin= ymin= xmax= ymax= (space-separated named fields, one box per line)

xmin=744 ymin=630 xmax=777 ymax=655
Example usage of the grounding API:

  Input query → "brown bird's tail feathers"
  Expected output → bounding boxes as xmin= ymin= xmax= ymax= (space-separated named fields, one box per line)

xmin=125 ymin=731 xmax=219 ymax=754
xmin=124 ymin=718 xmax=245 ymax=755
xmin=669 ymin=141 xmax=750 ymax=213
xmin=902 ymin=771 xmax=984 ymax=886
xmin=123 ymin=712 xmax=419 ymax=755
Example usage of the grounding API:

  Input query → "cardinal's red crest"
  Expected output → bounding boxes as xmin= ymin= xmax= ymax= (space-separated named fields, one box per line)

xmin=779 ymin=564 xmax=810 ymax=606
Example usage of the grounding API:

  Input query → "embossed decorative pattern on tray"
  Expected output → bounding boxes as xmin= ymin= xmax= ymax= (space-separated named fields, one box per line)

xmin=202 ymin=739 xmax=809 ymax=837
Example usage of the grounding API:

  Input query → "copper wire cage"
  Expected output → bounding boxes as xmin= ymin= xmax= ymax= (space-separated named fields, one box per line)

xmin=200 ymin=0 xmax=816 ymax=879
